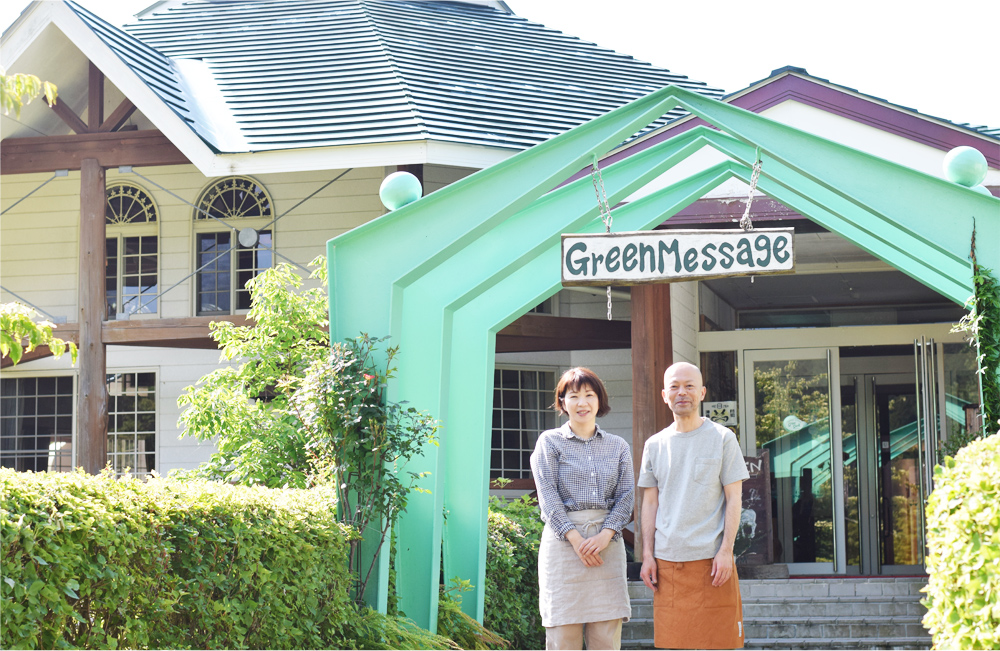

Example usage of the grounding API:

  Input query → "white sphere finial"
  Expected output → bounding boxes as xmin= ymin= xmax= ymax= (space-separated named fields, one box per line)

xmin=943 ymin=146 xmax=988 ymax=187
xmin=379 ymin=172 xmax=423 ymax=210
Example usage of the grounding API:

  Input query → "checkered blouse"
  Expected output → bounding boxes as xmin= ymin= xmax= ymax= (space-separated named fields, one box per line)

xmin=530 ymin=421 xmax=635 ymax=540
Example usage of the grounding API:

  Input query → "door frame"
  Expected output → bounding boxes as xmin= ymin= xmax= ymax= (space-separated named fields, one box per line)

xmin=740 ymin=346 xmax=845 ymax=575
xmin=700 ymin=322 xmax=964 ymax=576
xmin=848 ymin=371 xmax=927 ymax=575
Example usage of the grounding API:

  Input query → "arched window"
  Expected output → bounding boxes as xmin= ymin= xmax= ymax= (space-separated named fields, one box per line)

xmin=192 ymin=176 xmax=274 ymax=316
xmin=105 ymin=182 xmax=158 ymax=318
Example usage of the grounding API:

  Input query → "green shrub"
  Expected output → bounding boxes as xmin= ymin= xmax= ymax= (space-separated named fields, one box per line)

xmin=484 ymin=494 xmax=544 ymax=650
xmin=1 ymin=469 xmax=357 ymax=650
xmin=922 ymin=433 xmax=1000 ymax=650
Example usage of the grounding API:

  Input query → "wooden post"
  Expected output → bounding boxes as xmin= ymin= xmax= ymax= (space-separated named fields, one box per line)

xmin=88 ymin=62 xmax=104 ymax=131
xmin=630 ymin=283 xmax=673 ymax=559
xmin=77 ymin=158 xmax=107 ymax=474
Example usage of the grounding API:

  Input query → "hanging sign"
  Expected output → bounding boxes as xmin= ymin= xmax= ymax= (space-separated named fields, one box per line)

xmin=561 ymin=228 xmax=794 ymax=287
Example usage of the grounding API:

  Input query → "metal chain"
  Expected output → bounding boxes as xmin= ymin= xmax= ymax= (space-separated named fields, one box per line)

xmin=591 ymin=160 xmax=614 ymax=321
xmin=739 ymin=148 xmax=763 ymax=232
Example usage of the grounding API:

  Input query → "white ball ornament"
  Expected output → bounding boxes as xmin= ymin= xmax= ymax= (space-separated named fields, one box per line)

xmin=969 ymin=184 xmax=994 ymax=197
xmin=943 ymin=146 xmax=988 ymax=187
xmin=379 ymin=172 xmax=423 ymax=210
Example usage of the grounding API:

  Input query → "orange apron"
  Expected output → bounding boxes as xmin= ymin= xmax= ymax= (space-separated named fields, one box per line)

xmin=653 ymin=558 xmax=744 ymax=649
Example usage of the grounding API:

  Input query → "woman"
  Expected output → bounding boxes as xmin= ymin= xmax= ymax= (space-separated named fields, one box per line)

xmin=530 ymin=367 xmax=634 ymax=650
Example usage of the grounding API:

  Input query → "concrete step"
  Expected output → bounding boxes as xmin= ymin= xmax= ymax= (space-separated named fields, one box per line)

xmin=744 ymin=615 xmax=928 ymax=639
xmin=743 ymin=636 xmax=931 ymax=650
xmin=624 ymin=637 xmax=930 ymax=650
xmin=744 ymin=598 xmax=927 ymax=618
xmin=623 ymin=578 xmax=932 ymax=649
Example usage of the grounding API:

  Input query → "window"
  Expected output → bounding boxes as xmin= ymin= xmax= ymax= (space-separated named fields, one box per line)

xmin=490 ymin=368 xmax=557 ymax=479
xmin=1 ymin=376 xmax=74 ymax=472
xmin=196 ymin=230 xmax=272 ymax=315
xmin=193 ymin=177 xmax=274 ymax=316
xmin=107 ymin=372 xmax=156 ymax=477
xmin=106 ymin=182 xmax=158 ymax=318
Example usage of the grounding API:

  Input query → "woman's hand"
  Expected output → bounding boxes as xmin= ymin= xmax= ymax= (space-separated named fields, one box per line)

xmin=578 ymin=528 xmax=615 ymax=557
xmin=565 ymin=529 xmax=603 ymax=567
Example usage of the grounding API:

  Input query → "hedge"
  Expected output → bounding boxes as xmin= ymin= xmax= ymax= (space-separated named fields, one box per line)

xmin=484 ymin=494 xmax=544 ymax=650
xmin=1 ymin=469 xmax=357 ymax=650
xmin=922 ymin=433 xmax=1000 ymax=650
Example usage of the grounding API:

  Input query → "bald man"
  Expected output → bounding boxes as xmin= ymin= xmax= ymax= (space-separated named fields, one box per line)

xmin=637 ymin=362 xmax=749 ymax=649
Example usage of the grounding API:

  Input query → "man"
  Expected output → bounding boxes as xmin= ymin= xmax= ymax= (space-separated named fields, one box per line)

xmin=638 ymin=362 xmax=749 ymax=649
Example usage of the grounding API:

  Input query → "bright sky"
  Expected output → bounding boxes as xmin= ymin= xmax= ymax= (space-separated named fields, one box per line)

xmin=3 ymin=0 xmax=998 ymax=129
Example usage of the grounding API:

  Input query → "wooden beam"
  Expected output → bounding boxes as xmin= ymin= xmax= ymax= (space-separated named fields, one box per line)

xmin=1 ymin=316 xmax=254 ymax=368
xmin=102 ymin=315 xmax=251 ymax=346
xmin=0 ymin=322 xmax=80 ymax=369
xmin=77 ymin=159 xmax=107 ymax=475
xmin=99 ymin=98 xmax=137 ymax=133
xmin=0 ymin=131 xmax=189 ymax=175
xmin=630 ymin=284 xmax=673 ymax=559
xmin=496 ymin=313 xmax=631 ymax=353
xmin=88 ymin=62 xmax=104 ymax=131
xmin=49 ymin=98 xmax=90 ymax=135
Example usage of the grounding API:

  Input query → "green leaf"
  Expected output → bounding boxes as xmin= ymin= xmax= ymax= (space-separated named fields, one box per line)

xmin=27 ymin=580 xmax=44 ymax=596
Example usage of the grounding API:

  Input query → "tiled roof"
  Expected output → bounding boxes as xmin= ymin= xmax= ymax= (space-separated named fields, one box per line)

xmin=69 ymin=0 xmax=724 ymax=153
xmin=68 ymin=2 xmax=202 ymax=138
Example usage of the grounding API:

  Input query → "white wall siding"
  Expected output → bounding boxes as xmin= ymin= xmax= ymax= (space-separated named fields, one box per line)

xmin=671 ymin=281 xmax=698 ymax=364
xmin=571 ymin=348 xmax=633 ymax=448
xmin=423 ymin=165 xmax=477 ymax=194
xmin=1 ymin=171 xmax=82 ymax=321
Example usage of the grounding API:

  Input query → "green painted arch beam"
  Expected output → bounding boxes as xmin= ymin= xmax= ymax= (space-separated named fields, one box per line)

xmin=389 ymin=137 xmax=734 ymax=627
xmin=328 ymin=84 xmax=997 ymax=631
xmin=670 ymin=88 xmax=998 ymax=273
xmin=693 ymin=130 xmax=974 ymax=303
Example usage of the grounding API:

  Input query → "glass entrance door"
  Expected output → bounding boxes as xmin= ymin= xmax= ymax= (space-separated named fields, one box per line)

xmin=742 ymin=348 xmax=844 ymax=574
xmin=841 ymin=372 xmax=924 ymax=575
xmin=838 ymin=338 xmax=978 ymax=575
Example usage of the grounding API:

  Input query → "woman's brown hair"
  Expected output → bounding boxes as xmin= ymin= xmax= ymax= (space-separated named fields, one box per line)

xmin=553 ymin=367 xmax=611 ymax=417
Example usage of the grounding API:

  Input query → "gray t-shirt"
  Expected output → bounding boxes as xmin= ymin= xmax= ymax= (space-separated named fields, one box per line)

xmin=637 ymin=418 xmax=749 ymax=562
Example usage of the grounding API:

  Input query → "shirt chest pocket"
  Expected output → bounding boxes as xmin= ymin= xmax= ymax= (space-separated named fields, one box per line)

xmin=694 ymin=457 xmax=722 ymax=486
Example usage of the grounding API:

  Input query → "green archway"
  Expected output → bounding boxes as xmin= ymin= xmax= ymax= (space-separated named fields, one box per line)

xmin=327 ymin=85 xmax=997 ymax=629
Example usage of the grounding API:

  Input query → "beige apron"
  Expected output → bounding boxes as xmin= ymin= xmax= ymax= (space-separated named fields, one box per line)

xmin=538 ymin=509 xmax=631 ymax=628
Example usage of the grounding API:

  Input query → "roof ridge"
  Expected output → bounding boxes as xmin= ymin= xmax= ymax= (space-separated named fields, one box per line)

xmin=361 ymin=0 xmax=429 ymax=141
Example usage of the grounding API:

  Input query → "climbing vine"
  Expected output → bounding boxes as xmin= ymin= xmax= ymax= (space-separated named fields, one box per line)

xmin=950 ymin=230 xmax=1000 ymax=454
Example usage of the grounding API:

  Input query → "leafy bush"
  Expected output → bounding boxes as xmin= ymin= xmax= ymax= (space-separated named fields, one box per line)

xmin=1 ymin=469 xmax=357 ymax=650
xmin=437 ymin=579 xmax=508 ymax=650
xmin=1 ymin=302 xmax=76 ymax=366
xmin=178 ymin=259 xmax=438 ymax=602
xmin=922 ymin=433 xmax=1000 ymax=650
xmin=484 ymin=492 xmax=545 ymax=650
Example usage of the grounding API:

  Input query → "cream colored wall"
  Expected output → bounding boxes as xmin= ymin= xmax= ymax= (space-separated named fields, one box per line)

xmin=1 ymin=165 xmax=387 ymax=320
xmin=1 ymin=162 xmax=489 ymax=475
xmin=423 ymin=164 xmax=477 ymax=194
xmin=1 ymin=171 xmax=82 ymax=321
xmin=670 ymin=281 xmax=698 ymax=365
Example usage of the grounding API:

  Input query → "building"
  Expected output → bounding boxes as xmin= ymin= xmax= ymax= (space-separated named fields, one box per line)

xmin=3 ymin=0 xmax=999 ymax=644
xmin=1 ymin=0 xmax=719 ymax=475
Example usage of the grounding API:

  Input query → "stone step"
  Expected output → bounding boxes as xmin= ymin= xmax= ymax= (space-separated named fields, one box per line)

xmin=624 ymin=636 xmax=931 ymax=650
xmin=744 ymin=616 xmax=928 ymax=640
xmin=628 ymin=577 xmax=928 ymax=601
xmin=743 ymin=599 xmax=927 ymax=618
xmin=743 ymin=636 xmax=931 ymax=650
xmin=631 ymin=597 xmax=927 ymax=617
xmin=623 ymin=579 xmax=931 ymax=649
xmin=625 ymin=636 xmax=931 ymax=650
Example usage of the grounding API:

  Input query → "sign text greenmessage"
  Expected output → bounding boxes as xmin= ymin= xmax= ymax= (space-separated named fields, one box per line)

xmin=561 ymin=228 xmax=795 ymax=286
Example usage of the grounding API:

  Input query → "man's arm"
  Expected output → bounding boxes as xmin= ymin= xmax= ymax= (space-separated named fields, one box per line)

xmin=711 ymin=480 xmax=743 ymax=587
xmin=638 ymin=486 xmax=659 ymax=591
